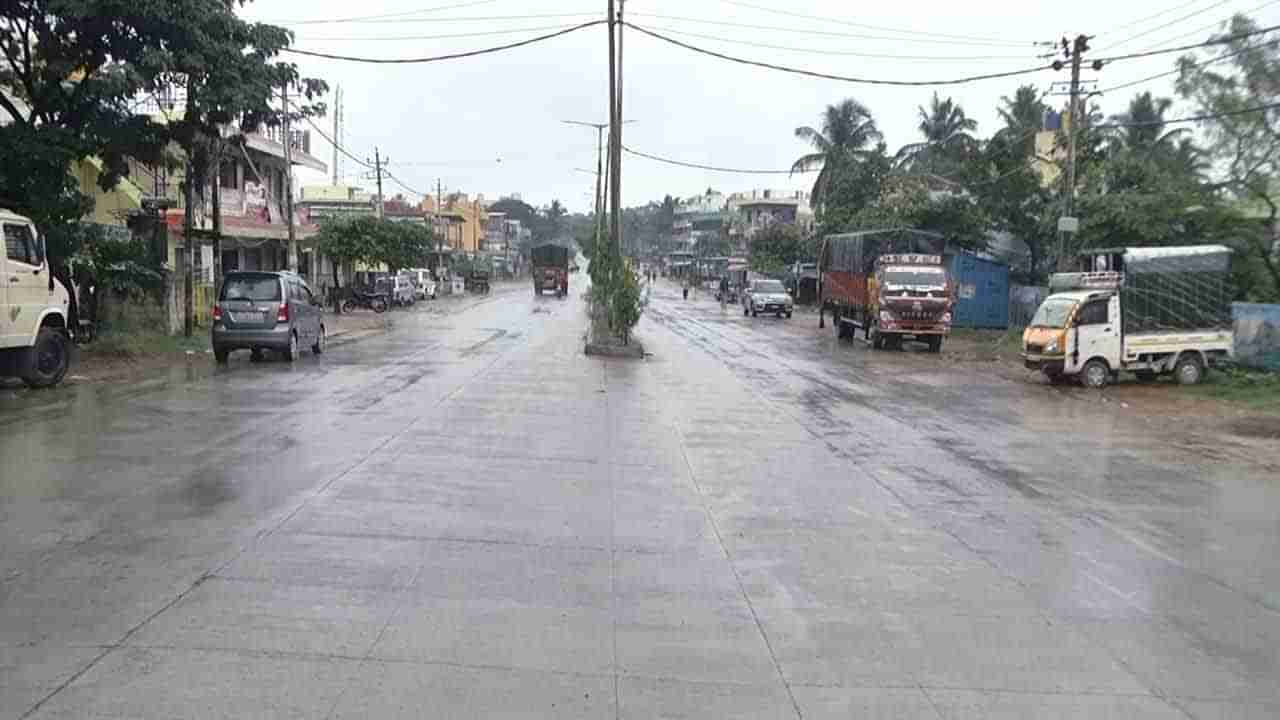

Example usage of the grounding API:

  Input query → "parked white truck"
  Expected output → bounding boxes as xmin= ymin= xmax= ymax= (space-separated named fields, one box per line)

xmin=0 ymin=209 xmax=73 ymax=388
xmin=1022 ymin=245 xmax=1234 ymax=388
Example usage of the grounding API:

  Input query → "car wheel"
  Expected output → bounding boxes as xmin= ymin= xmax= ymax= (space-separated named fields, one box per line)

xmin=372 ymin=298 xmax=388 ymax=313
xmin=751 ymin=307 xmax=758 ymax=317
xmin=312 ymin=325 xmax=325 ymax=355
xmin=1081 ymin=359 xmax=1110 ymax=388
xmin=342 ymin=299 xmax=357 ymax=313
xmin=250 ymin=349 xmax=265 ymax=362
xmin=743 ymin=305 xmax=748 ymax=316
xmin=21 ymin=328 xmax=70 ymax=388
xmin=1174 ymin=354 xmax=1204 ymax=385
xmin=786 ymin=312 xmax=793 ymax=319
xmin=282 ymin=332 xmax=298 ymax=362
xmin=775 ymin=312 xmax=782 ymax=318
xmin=214 ymin=346 xmax=230 ymax=364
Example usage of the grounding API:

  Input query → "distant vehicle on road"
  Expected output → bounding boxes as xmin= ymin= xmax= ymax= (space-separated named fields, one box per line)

xmin=1022 ymin=245 xmax=1234 ymax=388
xmin=377 ymin=275 xmax=416 ymax=307
xmin=819 ymin=231 xmax=953 ymax=352
xmin=213 ymin=271 xmax=325 ymax=363
xmin=342 ymin=288 xmax=388 ymax=314
xmin=743 ymin=279 xmax=793 ymax=319
xmin=407 ymin=269 xmax=438 ymax=300
xmin=0 ymin=209 xmax=72 ymax=387
xmin=469 ymin=268 xmax=491 ymax=294
xmin=532 ymin=244 xmax=569 ymax=297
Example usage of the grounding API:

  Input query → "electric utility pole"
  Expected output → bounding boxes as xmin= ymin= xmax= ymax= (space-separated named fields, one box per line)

xmin=563 ymin=120 xmax=609 ymax=251
xmin=615 ymin=0 xmax=626 ymax=254
xmin=436 ymin=178 xmax=445 ymax=252
xmin=607 ymin=0 xmax=621 ymax=254
xmin=332 ymin=85 xmax=342 ymax=186
xmin=369 ymin=148 xmax=387 ymax=219
xmin=283 ymin=81 xmax=298 ymax=272
xmin=1052 ymin=33 xmax=1099 ymax=271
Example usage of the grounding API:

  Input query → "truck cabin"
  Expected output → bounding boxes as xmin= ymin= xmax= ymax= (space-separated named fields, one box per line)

xmin=876 ymin=254 xmax=949 ymax=296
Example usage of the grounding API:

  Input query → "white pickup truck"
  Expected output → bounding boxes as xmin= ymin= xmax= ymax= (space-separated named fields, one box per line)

xmin=0 ymin=209 xmax=73 ymax=388
xmin=1022 ymin=246 xmax=1234 ymax=388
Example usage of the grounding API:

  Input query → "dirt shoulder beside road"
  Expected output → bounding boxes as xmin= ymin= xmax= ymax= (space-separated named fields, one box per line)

xmin=944 ymin=328 xmax=1280 ymax=440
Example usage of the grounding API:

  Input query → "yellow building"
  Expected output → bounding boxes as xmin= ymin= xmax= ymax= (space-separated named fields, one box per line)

xmin=421 ymin=193 xmax=487 ymax=253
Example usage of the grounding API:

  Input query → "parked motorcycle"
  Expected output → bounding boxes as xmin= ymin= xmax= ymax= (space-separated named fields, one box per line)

xmin=342 ymin=289 xmax=389 ymax=313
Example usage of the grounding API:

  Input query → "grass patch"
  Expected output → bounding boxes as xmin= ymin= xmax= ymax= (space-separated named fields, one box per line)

xmin=84 ymin=328 xmax=209 ymax=359
xmin=1184 ymin=366 xmax=1280 ymax=410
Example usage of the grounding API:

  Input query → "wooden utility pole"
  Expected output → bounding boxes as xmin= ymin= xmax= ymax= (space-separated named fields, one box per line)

xmin=332 ymin=85 xmax=342 ymax=186
xmin=436 ymin=178 xmax=444 ymax=252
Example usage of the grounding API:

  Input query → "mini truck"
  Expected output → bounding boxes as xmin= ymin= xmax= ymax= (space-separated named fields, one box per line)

xmin=531 ymin=243 xmax=569 ymax=298
xmin=0 ymin=209 xmax=73 ymax=388
xmin=1022 ymin=245 xmax=1234 ymax=388
xmin=819 ymin=230 xmax=953 ymax=352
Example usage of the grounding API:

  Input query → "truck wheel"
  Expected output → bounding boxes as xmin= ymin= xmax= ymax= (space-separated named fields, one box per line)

xmin=927 ymin=336 xmax=942 ymax=353
xmin=743 ymin=305 xmax=749 ymax=317
xmin=1081 ymin=359 xmax=1110 ymax=389
xmin=22 ymin=328 xmax=70 ymax=388
xmin=1174 ymin=354 xmax=1204 ymax=385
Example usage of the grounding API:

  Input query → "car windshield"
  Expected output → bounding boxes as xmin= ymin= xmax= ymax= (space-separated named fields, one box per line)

xmin=220 ymin=275 xmax=280 ymax=301
xmin=882 ymin=268 xmax=945 ymax=287
xmin=1030 ymin=298 xmax=1077 ymax=328
xmin=753 ymin=281 xmax=785 ymax=294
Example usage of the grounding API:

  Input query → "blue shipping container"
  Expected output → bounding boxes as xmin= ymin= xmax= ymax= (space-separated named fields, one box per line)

xmin=948 ymin=253 xmax=1010 ymax=329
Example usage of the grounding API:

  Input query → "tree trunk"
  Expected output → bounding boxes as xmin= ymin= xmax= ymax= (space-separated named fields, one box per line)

xmin=211 ymin=141 xmax=223 ymax=298
xmin=182 ymin=169 xmax=195 ymax=338
xmin=331 ymin=260 xmax=342 ymax=314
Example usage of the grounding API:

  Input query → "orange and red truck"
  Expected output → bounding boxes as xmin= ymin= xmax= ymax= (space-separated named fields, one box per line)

xmin=531 ymin=244 xmax=569 ymax=298
xmin=818 ymin=230 xmax=954 ymax=352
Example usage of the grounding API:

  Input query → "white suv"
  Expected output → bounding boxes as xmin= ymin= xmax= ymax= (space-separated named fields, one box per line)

xmin=0 ymin=209 xmax=73 ymax=387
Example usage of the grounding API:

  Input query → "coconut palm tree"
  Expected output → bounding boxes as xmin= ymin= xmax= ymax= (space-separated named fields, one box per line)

xmin=1108 ymin=92 xmax=1187 ymax=152
xmin=895 ymin=93 xmax=978 ymax=173
xmin=994 ymin=85 xmax=1048 ymax=158
xmin=791 ymin=99 xmax=882 ymax=214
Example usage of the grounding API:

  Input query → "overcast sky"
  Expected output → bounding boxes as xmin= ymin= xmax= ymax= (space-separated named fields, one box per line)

xmin=240 ymin=0 xmax=1280 ymax=213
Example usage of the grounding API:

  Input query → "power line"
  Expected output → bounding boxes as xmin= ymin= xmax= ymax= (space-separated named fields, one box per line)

xmin=292 ymin=103 xmax=374 ymax=170
xmin=264 ymin=0 xmax=503 ymax=25
xmin=625 ymin=12 xmax=1030 ymax=47
xmin=1093 ymin=22 xmax=1280 ymax=62
xmin=624 ymin=146 xmax=806 ymax=173
xmin=709 ymin=0 xmax=1031 ymax=45
xmin=278 ymin=11 xmax=603 ymax=27
xmin=1098 ymin=0 xmax=1209 ymax=38
xmin=1091 ymin=101 xmax=1280 ymax=128
xmin=1113 ymin=0 xmax=1280 ymax=55
xmin=385 ymin=170 xmax=428 ymax=197
xmin=1097 ymin=0 xmax=1236 ymax=52
xmin=624 ymin=23 xmax=1053 ymax=86
xmin=634 ymin=25 xmax=1031 ymax=62
xmin=283 ymin=20 xmax=605 ymax=63
xmin=1097 ymin=38 xmax=1279 ymax=94
xmin=296 ymin=23 xmax=580 ymax=42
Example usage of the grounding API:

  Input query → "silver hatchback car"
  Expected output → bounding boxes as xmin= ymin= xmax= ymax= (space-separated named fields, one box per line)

xmin=212 ymin=271 xmax=326 ymax=363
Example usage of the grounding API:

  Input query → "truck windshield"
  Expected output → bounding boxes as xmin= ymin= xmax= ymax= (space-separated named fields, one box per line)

xmin=883 ymin=268 xmax=945 ymax=286
xmin=1030 ymin=298 xmax=1077 ymax=328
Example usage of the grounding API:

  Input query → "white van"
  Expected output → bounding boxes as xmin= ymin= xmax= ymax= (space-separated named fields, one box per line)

xmin=0 ymin=209 xmax=73 ymax=387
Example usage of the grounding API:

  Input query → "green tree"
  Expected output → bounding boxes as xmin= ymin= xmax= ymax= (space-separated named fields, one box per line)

xmin=748 ymin=224 xmax=806 ymax=275
xmin=895 ymin=93 xmax=979 ymax=176
xmin=1176 ymin=14 xmax=1280 ymax=298
xmin=814 ymin=144 xmax=893 ymax=237
xmin=315 ymin=216 xmax=383 ymax=311
xmin=995 ymin=85 xmax=1048 ymax=157
xmin=791 ymin=99 xmax=882 ymax=217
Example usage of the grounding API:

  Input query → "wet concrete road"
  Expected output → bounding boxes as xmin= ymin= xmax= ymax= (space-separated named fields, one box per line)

xmin=2 ymin=275 xmax=1278 ymax=719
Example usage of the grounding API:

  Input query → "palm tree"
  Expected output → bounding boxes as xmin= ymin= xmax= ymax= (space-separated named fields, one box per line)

xmin=1108 ymin=92 xmax=1186 ymax=152
xmin=895 ymin=93 xmax=978 ymax=174
xmin=791 ymin=99 xmax=882 ymax=214
xmin=994 ymin=85 xmax=1047 ymax=158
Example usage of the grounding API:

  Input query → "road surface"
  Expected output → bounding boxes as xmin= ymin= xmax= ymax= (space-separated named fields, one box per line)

xmin=1 ymin=274 xmax=1277 ymax=719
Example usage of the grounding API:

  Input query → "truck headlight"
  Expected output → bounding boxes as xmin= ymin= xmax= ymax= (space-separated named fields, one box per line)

xmin=941 ymin=312 xmax=951 ymax=323
xmin=879 ymin=310 xmax=892 ymax=322
xmin=1045 ymin=339 xmax=1059 ymax=353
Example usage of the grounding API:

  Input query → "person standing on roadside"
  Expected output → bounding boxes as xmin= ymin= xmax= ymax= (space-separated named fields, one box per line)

xmin=719 ymin=275 xmax=728 ymax=311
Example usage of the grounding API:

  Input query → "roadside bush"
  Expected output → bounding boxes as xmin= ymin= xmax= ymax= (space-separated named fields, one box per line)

xmin=609 ymin=268 xmax=643 ymax=345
